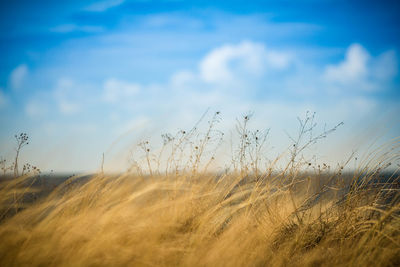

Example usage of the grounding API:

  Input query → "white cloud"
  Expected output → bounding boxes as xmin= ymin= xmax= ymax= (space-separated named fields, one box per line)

xmin=324 ymin=44 xmax=370 ymax=84
xmin=199 ymin=41 xmax=292 ymax=85
xmin=50 ymin=24 xmax=104 ymax=33
xmin=9 ymin=64 xmax=28 ymax=90
xmin=323 ymin=44 xmax=398 ymax=91
xmin=84 ymin=0 xmax=125 ymax=12
xmin=102 ymin=78 xmax=141 ymax=103
xmin=200 ymin=41 xmax=265 ymax=84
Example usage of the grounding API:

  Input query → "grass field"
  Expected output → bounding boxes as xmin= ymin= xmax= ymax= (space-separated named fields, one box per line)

xmin=0 ymin=113 xmax=399 ymax=266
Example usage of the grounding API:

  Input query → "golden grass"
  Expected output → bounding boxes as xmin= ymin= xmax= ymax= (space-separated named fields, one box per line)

xmin=0 ymin=169 xmax=399 ymax=267
xmin=0 ymin=113 xmax=399 ymax=266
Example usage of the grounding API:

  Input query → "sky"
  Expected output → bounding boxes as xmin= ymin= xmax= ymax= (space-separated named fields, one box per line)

xmin=0 ymin=0 xmax=399 ymax=172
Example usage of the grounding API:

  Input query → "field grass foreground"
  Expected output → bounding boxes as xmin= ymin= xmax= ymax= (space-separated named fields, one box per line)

xmin=0 ymin=112 xmax=399 ymax=267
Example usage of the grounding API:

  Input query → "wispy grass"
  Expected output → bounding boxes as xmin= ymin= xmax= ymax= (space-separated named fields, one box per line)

xmin=0 ymin=112 xmax=399 ymax=266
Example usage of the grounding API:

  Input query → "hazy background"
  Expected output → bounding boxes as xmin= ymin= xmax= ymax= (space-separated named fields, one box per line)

xmin=0 ymin=0 xmax=399 ymax=172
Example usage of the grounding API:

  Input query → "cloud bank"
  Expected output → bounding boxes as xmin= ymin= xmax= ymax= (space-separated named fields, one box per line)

xmin=2 ymin=40 xmax=398 ymax=172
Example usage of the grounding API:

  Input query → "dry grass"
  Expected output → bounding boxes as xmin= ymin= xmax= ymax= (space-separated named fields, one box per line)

xmin=0 ymin=112 xmax=399 ymax=266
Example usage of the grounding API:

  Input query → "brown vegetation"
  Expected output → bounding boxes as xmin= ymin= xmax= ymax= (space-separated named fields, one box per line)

xmin=0 ymin=112 xmax=399 ymax=266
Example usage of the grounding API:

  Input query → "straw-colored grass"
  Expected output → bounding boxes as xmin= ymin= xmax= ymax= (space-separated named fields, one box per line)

xmin=0 ymin=112 xmax=399 ymax=266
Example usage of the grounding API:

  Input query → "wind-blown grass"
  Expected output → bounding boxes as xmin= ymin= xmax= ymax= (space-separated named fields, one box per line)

xmin=0 ymin=112 xmax=399 ymax=266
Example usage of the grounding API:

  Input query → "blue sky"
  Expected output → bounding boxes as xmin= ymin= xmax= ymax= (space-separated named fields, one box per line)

xmin=0 ymin=0 xmax=399 ymax=172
